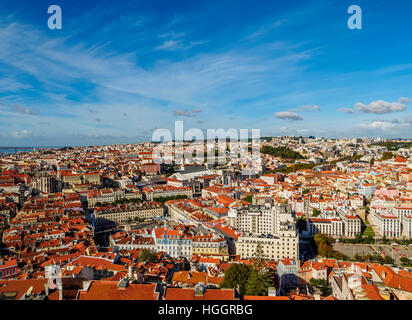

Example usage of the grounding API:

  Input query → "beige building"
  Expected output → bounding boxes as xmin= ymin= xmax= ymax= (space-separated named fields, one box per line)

xmin=94 ymin=202 xmax=163 ymax=229
xmin=143 ymin=185 xmax=193 ymax=201
xmin=230 ymin=203 xmax=299 ymax=261
xmin=192 ymin=234 xmax=229 ymax=259
xmin=237 ymin=233 xmax=299 ymax=261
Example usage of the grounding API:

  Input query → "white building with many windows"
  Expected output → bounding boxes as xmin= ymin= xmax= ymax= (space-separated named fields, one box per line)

xmin=152 ymin=227 xmax=193 ymax=258
xmin=229 ymin=203 xmax=299 ymax=261
xmin=307 ymin=217 xmax=343 ymax=237
xmin=370 ymin=210 xmax=401 ymax=238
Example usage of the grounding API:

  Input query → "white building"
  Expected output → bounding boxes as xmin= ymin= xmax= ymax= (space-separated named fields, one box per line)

xmin=152 ymin=227 xmax=193 ymax=258
xmin=230 ymin=203 xmax=299 ymax=261
xmin=308 ymin=217 xmax=343 ymax=237
xmin=370 ymin=210 xmax=401 ymax=238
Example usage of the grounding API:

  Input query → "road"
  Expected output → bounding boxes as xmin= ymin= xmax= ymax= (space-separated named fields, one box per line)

xmin=333 ymin=243 xmax=412 ymax=265
xmin=333 ymin=243 xmax=375 ymax=258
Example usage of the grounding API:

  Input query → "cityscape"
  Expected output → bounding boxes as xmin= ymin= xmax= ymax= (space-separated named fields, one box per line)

xmin=1 ymin=0 xmax=412 ymax=306
xmin=1 ymin=137 xmax=412 ymax=301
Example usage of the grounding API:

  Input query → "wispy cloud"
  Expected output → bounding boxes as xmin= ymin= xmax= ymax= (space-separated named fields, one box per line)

xmin=289 ymin=105 xmax=320 ymax=112
xmin=11 ymin=129 xmax=30 ymax=139
xmin=275 ymin=111 xmax=303 ymax=121
xmin=7 ymin=104 xmax=38 ymax=115
xmin=172 ymin=110 xmax=192 ymax=117
xmin=338 ymin=107 xmax=355 ymax=114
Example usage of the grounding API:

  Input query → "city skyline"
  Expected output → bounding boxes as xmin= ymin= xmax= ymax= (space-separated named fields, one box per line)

xmin=1 ymin=0 xmax=412 ymax=146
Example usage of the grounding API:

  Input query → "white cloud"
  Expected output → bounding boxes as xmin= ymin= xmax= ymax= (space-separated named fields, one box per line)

xmin=275 ymin=111 xmax=303 ymax=121
xmin=338 ymin=108 xmax=355 ymax=114
xmin=289 ymin=105 xmax=320 ymax=112
xmin=156 ymin=40 xmax=184 ymax=51
xmin=357 ymin=119 xmax=410 ymax=131
xmin=11 ymin=129 xmax=30 ymax=139
xmin=355 ymin=98 xmax=410 ymax=114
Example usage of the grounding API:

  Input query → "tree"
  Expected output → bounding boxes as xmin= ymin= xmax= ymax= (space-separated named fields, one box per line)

xmin=261 ymin=146 xmax=305 ymax=160
xmin=220 ymin=263 xmax=252 ymax=295
xmin=244 ymin=269 xmax=273 ymax=296
xmin=309 ymin=278 xmax=332 ymax=296
xmin=381 ymin=152 xmax=393 ymax=161
xmin=314 ymin=233 xmax=334 ymax=246
xmin=252 ymin=244 xmax=267 ymax=272
xmin=138 ymin=249 xmax=157 ymax=263
xmin=312 ymin=208 xmax=322 ymax=217
xmin=244 ymin=195 xmax=253 ymax=204
xmin=400 ymin=257 xmax=412 ymax=267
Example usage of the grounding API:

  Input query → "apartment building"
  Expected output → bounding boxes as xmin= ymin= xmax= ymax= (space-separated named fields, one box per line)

xmin=0 ymin=259 xmax=18 ymax=279
xmin=237 ymin=233 xmax=299 ymax=261
xmin=94 ymin=202 xmax=163 ymax=229
xmin=393 ymin=206 xmax=412 ymax=220
xmin=335 ymin=208 xmax=362 ymax=238
xmin=307 ymin=217 xmax=343 ymax=237
xmin=192 ymin=234 xmax=229 ymax=258
xmin=370 ymin=211 xmax=401 ymax=238
xmin=228 ymin=203 xmax=299 ymax=260
xmin=152 ymin=227 xmax=193 ymax=258
xmin=143 ymin=185 xmax=193 ymax=201
xmin=228 ymin=203 xmax=295 ymax=236
xmin=357 ymin=183 xmax=377 ymax=199
xmin=87 ymin=188 xmax=126 ymax=208
xmin=402 ymin=215 xmax=412 ymax=238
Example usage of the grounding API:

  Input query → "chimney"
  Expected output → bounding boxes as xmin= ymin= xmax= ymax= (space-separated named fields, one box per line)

xmin=44 ymin=283 xmax=49 ymax=296
xmin=59 ymin=287 xmax=63 ymax=300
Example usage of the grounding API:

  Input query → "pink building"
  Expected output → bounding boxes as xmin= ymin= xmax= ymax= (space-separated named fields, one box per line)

xmin=0 ymin=259 xmax=18 ymax=279
xmin=374 ymin=188 xmax=400 ymax=198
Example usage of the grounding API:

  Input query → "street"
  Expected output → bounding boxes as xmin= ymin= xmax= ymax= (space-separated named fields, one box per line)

xmin=333 ymin=243 xmax=375 ymax=258
xmin=333 ymin=243 xmax=412 ymax=265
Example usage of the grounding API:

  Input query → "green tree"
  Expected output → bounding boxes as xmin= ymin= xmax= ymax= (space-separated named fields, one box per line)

xmin=244 ymin=269 xmax=273 ymax=296
xmin=220 ymin=263 xmax=252 ymax=295
xmin=312 ymin=208 xmax=322 ymax=217
xmin=309 ymin=278 xmax=332 ymax=296
xmin=400 ymin=257 xmax=412 ymax=267
xmin=244 ymin=195 xmax=253 ymax=204
xmin=252 ymin=244 xmax=267 ymax=272
xmin=381 ymin=152 xmax=393 ymax=161
xmin=138 ymin=249 xmax=157 ymax=263
xmin=261 ymin=146 xmax=305 ymax=160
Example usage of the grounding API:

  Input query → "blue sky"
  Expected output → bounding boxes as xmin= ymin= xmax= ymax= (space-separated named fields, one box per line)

xmin=0 ymin=0 xmax=411 ymax=146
